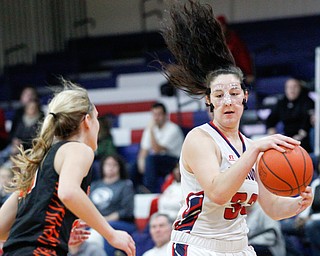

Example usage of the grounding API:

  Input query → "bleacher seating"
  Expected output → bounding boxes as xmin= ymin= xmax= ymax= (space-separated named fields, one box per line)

xmin=0 ymin=16 xmax=318 ymax=166
xmin=232 ymin=15 xmax=319 ymax=80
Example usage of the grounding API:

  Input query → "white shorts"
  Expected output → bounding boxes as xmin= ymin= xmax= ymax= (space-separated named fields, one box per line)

xmin=168 ymin=230 xmax=256 ymax=256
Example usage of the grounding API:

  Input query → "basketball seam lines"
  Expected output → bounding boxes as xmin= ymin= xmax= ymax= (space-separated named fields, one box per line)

xmin=282 ymin=152 xmax=301 ymax=194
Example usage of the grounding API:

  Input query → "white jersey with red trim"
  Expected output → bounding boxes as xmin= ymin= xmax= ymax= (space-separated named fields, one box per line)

xmin=173 ymin=122 xmax=259 ymax=241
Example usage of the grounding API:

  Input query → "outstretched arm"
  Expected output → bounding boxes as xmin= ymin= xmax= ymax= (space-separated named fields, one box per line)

xmin=56 ymin=142 xmax=136 ymax=256
xmin=184 ymin=129 xmax=301 ymax=205
xmin=257 ymin=166 xmax=313 ymax=220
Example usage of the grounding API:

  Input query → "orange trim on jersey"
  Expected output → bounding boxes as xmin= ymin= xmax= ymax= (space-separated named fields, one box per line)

xmin=37 ymin=182 xmax=65 ymax=249
xmin=33 ymin=246 xmax=58 ymax=255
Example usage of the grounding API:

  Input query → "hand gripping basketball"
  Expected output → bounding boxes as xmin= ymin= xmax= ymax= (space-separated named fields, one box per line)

xmin=258 ymin=146 xmax=313 ymax=197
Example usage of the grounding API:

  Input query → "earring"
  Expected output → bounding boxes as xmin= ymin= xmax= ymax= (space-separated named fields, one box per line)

xmin=242 ymin=99 xmax=248 ymax=110
xmin=205 ymin=102 xmax=214 ymax=112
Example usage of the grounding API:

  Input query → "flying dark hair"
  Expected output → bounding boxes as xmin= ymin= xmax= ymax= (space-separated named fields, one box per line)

xmin=160 ymin=0 xmax=240 ymax=96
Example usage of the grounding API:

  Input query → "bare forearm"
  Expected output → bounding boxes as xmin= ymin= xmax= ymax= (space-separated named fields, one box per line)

xmin=59 ymin=187 xmax=114 ymax=240
xmin=209 ymin=146 xmax=260 ymax=204
xmin=264 ymin=196 xmax=301 ymax=220
xmin=259 ymin=182 xmax=312 ymax=220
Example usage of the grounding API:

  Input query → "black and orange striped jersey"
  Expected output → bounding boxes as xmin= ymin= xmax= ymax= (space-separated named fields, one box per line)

xmin=3 ymin=141 xmax=92 ymax=256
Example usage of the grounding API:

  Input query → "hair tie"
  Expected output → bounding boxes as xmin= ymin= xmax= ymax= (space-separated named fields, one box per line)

xmin=49 ymin=112 xmax=57 ymax=118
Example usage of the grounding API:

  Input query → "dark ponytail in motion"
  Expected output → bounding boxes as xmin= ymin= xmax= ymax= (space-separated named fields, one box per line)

xmin=160 ymin=0 xmax=239 ymax=96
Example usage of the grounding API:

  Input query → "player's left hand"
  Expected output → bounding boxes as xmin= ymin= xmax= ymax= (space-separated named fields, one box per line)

xmin=296 ymin=186 xmax=313 ymax=214
xmin=68 ymin=219 xmax=91 ymax=246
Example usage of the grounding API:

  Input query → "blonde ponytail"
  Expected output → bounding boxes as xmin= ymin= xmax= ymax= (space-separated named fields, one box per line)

xmin=9 ymin=80 xmax=92 ymax=197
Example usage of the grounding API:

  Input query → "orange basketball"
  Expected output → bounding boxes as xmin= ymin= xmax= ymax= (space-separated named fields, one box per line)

xmin=258 ymin=145 xmax=313 ymax=197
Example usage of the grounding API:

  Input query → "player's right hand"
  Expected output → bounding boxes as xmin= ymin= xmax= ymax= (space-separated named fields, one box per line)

xmin=108 ymin=230 xmax=136 ymax=256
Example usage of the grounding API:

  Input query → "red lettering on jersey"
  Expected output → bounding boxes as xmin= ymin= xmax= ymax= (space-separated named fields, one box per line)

xmin=224 ymin=192 xmax=258 ymax=220
xmin=228 ymin=155 xmax=235 ymax=161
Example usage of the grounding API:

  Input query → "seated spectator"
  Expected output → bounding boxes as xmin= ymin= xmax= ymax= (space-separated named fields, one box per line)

xmin=12 ymin=99 xmax=44 ymax=150
xmin=149 ymin=162 xmax=182 ymax=221
xmin=280 ymin=160 xmax=319 ymax=256
xmin=132 ymin=102 xmax=184 ymax=193
xmin=141 ymin=213 xmax=172 ymax=256
xmin=0 ymin=166 xmax=13 ymax=208
xmin=9 ymin=85 xmax=40 ymax=141
xmin=96 ymin=114 xmax=117 ymax=161
xmin=280 ymin=216 xmax=307 ymax=256
xmin=92 ymin=114 xmax=117 ymax=181
xmin=0 ymin=138 xmax=21 ymax=168
xmin=293 ymin=161 xmax=320 ymax=256
xmin=1 ymin=98 xmax=44 ymax=161
xmin=0 ymin=99 xmax=43 ymax=171
xmin=246 ymin=202 xmax=286 ymax=256
xmin=0 ymin=109 xmax=8 ymax=150
xmin=266 ymin=78 xmax=314 ymax=153
xmin=87 ymin=154 xmax=136 ymax=256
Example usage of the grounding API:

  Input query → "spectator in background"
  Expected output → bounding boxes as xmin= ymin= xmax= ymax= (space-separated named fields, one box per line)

xmin=288 ymin=160 xmax=320 ymax=256
xmin=0 ymin=138 xmax=21 ymax=169
xmin=149 ymin=162 xmax=182 ymax=221
xmin=0 ymin=99 xmax=43 ymax=167
xmin=9 ymin=85 xmax=40 ymax=141
xmin=88 ymin=154 xmax=136 ymax=256
xmin=12 ymin=99 xmax=44 ymax=150
xmin=0 ymin=109 xmax=8 ymax=150
xmin=0 ymin=166 xmax=13 ymax=208
xmin=135 ymin=102 xmax=184 ymax=193
xmin=217 ymin=15 xmax=255 ymax=85
xmin=96 ymin=115 xmax=117 ymax=160
xmin=92 ymin=114 xmax=117 ymax=181
xmin=266 ymin=78 xmax=314 ymax=153
xmin=141 ymin=213 xmax=172 ymax=256
xmin=246 ymin=202 xmax=286 ymax=256
xmin=2 ymin=98 xmax=43 ymax=160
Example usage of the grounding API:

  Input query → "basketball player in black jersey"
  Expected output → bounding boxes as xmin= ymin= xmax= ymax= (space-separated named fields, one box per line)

xmin=0 ymin=80 xmax=136 ymax=256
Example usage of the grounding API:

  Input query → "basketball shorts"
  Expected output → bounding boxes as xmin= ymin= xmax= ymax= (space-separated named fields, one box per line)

xmin=168 ymin=230 xmax=257 ymax=256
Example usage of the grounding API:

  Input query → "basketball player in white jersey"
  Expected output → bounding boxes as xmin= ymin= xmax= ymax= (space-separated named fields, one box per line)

xmin=159 ymin=1 xmax=313 ymax=255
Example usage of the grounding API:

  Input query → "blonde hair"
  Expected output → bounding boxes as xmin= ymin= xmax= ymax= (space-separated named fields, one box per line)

xmin=10 ymin=79 xmax=93 ymax=197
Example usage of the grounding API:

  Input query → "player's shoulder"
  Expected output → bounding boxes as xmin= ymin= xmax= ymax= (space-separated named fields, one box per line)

xmin=58 ymin=141 xmax=94 ymax=158
xmin=184 ymin=125 xmax=213 ymax=145
xmin=188 ymin=123 xmax=211 ymax=135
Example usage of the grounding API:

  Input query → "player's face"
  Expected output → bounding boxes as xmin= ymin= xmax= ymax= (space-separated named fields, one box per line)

xmin=208 ymin=74 xmax=246 ymax=126
xmin=86 ymin=105 xmax=100 ymax=151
